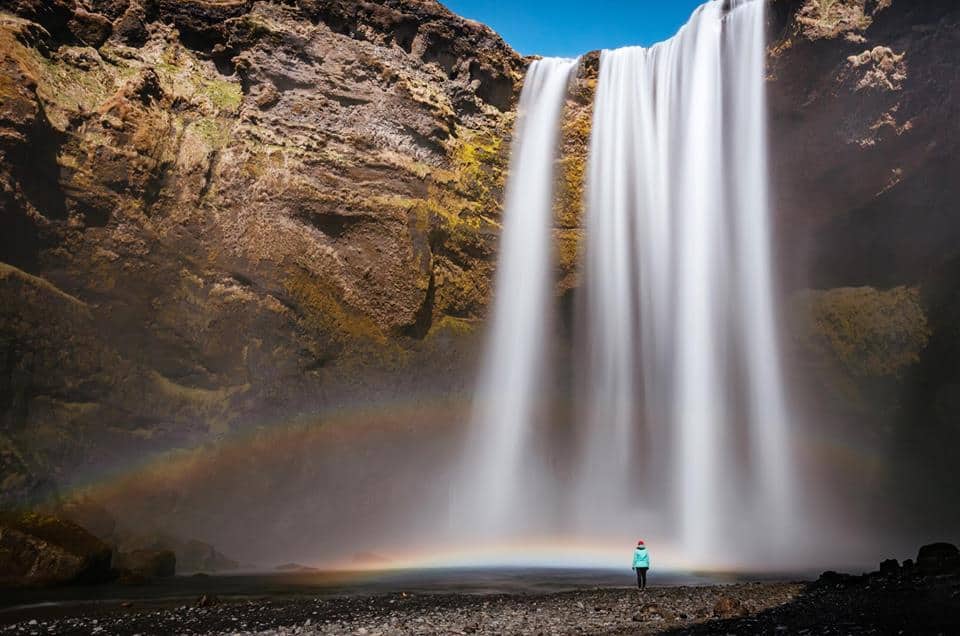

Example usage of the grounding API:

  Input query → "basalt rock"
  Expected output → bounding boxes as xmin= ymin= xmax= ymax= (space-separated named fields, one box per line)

xmin=917 ymin=542 xmax=960 ymax=576
xmin=0 ymin=511 xmax=112 ymax=586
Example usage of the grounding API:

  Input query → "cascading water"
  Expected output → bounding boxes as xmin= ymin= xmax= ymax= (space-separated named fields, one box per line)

xmin=458 ymin=57 xmax=578 ymax=540
xmin=458 ymin=0 xmax=794 ymax=567
xmin=579 ymin=0 xmax=793 ymax=564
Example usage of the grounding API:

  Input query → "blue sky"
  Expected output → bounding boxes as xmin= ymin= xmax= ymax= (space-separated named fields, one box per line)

xmin=441 ymin=0 xmax=706 ymax=58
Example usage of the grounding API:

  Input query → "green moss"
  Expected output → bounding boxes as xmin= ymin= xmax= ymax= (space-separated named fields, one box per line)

xmin=397 ymin=75 xmax=456 ymax=120
xmin=555 ymin=108 xmax=592 ymax=229
xmin=452 ymin=129 xmax=506 ymax=214
xmin=203 ymin=78 xmax=242 ymax=112
xmin=427 ymin=315 xmax=477 ymax=339
xmin=189 ymin=117 xmax=231 ymax=148
xmin=794 ymin=286 xmax=931 ymax=378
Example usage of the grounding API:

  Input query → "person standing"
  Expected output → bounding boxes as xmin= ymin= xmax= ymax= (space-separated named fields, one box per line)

xmin=632 ymin=540 xmax=650 ymax=590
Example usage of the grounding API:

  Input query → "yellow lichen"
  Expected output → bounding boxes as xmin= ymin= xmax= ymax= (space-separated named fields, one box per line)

xmin=284 ymin=270 xmax=387 ymax=346
xmin=793 ymin=286 xmax=931 ymax=378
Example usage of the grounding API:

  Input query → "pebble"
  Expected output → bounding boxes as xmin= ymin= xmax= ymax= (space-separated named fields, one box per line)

xmin=2 ymin=574 xmax=958 ymax=635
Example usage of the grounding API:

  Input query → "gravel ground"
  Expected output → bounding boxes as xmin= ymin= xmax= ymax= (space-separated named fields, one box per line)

xmin=0 ymin=583 xmax=799 ymax=635
xmin=2 ymin=571 xmax=958 ymax=635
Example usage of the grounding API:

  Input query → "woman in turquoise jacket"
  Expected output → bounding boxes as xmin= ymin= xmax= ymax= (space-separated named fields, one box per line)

xmin=632 ymin=540 xmax=650 ymax=589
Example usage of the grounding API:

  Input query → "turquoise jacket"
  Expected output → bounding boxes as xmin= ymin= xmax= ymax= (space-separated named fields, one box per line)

xmin=632 ymin=546 xmax=650 ymax=568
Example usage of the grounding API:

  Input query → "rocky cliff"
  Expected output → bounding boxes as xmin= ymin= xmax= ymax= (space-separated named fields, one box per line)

xmin=768 ymin=0 xmax=960 ymax=534
xmin=0 ymin=0 xmax=522 ymax=506
xmin=1 ymin=0 xmax=958 ymax=545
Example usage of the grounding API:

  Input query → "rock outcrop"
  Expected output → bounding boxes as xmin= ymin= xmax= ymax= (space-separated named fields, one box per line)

xmin=0 ymin=511 xmax=112 ymax=586
xmin=916 ymin=542 xmax=960 ymax=576
xmin=768 ymin=0 xmax=960 ymax=535
xmin=0 ymin=0 xmax=521 ymax=507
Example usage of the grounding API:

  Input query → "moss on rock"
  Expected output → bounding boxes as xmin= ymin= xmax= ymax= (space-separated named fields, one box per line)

xmin=791 ymin=286 xmax=931 ymax=378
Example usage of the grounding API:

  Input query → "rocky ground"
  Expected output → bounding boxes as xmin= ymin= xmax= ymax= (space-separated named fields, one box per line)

xmin=0 ymin=583 xmax=803 ymax=635
xmin=2 ymin=572 xmax=959 ymax=636
xmin=4 ymin=545 xmax=960 ymax=636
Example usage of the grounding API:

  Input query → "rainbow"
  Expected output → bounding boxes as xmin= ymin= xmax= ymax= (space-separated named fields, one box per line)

xmin=43 ymin=387 xmax=887 ymax=574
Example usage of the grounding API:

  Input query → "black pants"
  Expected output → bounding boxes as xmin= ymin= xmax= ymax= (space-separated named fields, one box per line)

xmin=635 ymin=567 xmax=648 ymax=589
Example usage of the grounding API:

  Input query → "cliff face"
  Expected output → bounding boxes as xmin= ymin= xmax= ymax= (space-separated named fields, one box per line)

xmin=769 ymin=0 xmax=960 ymax=289
xmin=0 ymin=0 xmax=521 ymax=504
xmin=768 ymin=0 xmax=960 ymax=531
xmin=1 ymin=0 xmax=959 ymax=538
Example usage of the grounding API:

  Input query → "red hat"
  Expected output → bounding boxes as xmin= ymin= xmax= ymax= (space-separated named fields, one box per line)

xmin=637 ymin=540 xmax=645 ymax=546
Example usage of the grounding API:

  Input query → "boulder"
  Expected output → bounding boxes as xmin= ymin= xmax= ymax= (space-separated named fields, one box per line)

xmin=0 ymin=512 xmax=112 ymax=587
xmin=713 ymin=595 xmax=745 ymax=619
xmin=879 ymin=558 xmax=900 ymax=577
xmin=916 ymin=543 xmax=960 ymax=576
xmin=816 ymin=570 xmax=860 ymax=589
xmin=113 ymin=549 xmax=176 ymax=578
xmin=195 ymin=593 xmax=220 ymax=607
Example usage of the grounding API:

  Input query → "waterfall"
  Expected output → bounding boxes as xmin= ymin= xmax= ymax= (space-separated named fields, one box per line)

xmin=579 ymin=0 xmax=792 ymax=563
xmin=458 ymin=0 xmax=793 ymax=567
xmin=459 ymin=57 xmax=578 ymax=540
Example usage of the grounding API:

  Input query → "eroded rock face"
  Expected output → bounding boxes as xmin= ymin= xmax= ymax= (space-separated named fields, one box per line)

xmin=0 ymin=0 xmax=521 ymax=506
xmin=769 ymin=0 xmax=960 ymax=289
xmin=769 ymin=0 xmax=960 ymax=535
xmin=1 ymin=0 xmax=959 ymax=547
xmin=0 ymin=512 xmax=112 ymax=587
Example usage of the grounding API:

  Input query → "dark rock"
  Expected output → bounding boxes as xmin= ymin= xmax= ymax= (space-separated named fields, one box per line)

xmin=879 ymin=558 xmax=900 ymax=576
xmin=917 ymin=543 xmax=960 ymax=575
xmin=113 ymin=549 xmax=176 ymax=578
xmin=196 ymin=593 xmax=219 ymax=607
xmin=113 ymin=1 xmax=148 ymax=47
xmin=817 ymin=570 xmax=860 ymax=588
xmin=68 ymin=8 xmax=113 ymax=48
xmin=713 ymin=595 xmax=745 ymax=619
xmin=0 ymin=512 xmax=112 ymax=587
xmin=87 ymin=0 xmax=132 ymax=21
